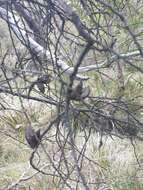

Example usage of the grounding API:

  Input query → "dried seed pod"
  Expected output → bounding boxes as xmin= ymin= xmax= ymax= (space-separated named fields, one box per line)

xmin=69 ymin=81 xmax=83 ymax=100
xmin=69 ymin=81 xmax=90 ymax=101
xmin=74 ymin=81 xmax=83 ymax=95
xmin=25 ymin=126 xmax=41 ymax=149
xmin=37 ymin=82 xmax=45 ymax=93
xmin=37 ymin=74 xmax=51 ymax=84
xmin=81 ymin=86 xmax=90 ymax=99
